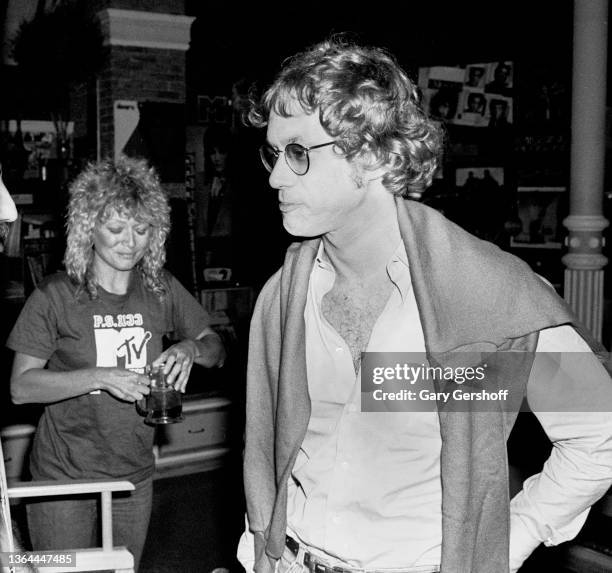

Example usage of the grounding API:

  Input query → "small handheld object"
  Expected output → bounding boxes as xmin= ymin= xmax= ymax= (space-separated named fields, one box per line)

xmin=136 ymin=364 xmax=184 ymax=425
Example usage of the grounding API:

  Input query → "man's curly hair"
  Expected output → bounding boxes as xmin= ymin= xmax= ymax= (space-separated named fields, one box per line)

xmin=64 ymin=155 xmax=170 ymax=299
xmin=248 ymin=37 xmax=443 ymax=199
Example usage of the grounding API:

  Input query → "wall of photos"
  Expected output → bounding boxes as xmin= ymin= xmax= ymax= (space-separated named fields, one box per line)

xmin=418 ymin=61 xmax=513 ymax=128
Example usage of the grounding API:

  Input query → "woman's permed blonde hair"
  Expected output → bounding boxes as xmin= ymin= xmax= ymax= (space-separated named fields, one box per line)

xmin=64 ymin=155 xmax=170 ymax=299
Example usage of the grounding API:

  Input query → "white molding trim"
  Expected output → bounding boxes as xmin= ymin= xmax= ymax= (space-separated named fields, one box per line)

xmin=98 ymin=9 xmax=195 ymax=51
xmin=562 ymin=252 xmax=608 ymax=270
xmin=563 ymin=214 xmax=610 ymax=233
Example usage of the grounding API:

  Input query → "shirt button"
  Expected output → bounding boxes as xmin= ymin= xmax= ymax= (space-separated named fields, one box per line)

xmin=335 ymin=347 xmax=343 ymax=353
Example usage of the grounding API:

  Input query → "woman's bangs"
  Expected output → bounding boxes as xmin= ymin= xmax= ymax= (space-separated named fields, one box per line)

xmin=97 ymin=198 xmax=153 ymax=225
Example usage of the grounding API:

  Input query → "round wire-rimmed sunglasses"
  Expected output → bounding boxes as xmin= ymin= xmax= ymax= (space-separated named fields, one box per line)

xmin=259 ymin=141 xmax=336 ymax=176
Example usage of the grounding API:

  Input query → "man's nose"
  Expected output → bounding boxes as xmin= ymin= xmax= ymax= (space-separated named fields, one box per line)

xmin=0 ymin=177 xmax=18 ymax=223
xmin=268 ymin=155 xmax=295 ymax=190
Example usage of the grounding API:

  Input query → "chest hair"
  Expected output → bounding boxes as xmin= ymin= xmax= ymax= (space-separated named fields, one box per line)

xmin=321 ymin=280 xmax=393 ymax=373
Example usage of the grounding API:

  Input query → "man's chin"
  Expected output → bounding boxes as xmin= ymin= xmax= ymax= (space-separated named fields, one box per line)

xmin=282 ymin=217 xmax=318 ymax=239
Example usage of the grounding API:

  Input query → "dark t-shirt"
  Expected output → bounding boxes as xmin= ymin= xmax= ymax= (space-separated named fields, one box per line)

xmin=7 ymin=270 xmax=210 ymax=483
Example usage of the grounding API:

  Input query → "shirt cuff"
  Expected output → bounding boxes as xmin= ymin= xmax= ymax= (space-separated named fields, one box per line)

xmin=509 ymin=511 xmax=542 ymax=572
xmin=237 ymin=519 xmax=256 ymax=573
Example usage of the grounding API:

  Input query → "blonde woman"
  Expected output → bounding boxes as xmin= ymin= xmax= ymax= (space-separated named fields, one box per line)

xmin=7 ymin=156 xmax=225 ymax=570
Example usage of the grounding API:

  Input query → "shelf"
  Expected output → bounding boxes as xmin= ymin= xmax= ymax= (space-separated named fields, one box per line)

xmin=153 ymin=395 xmax=232 ymax=479
xmin=517 ymin=186 xmax=566 ymax=193
xmin=510 ymin=239 xmax=562 ymax=250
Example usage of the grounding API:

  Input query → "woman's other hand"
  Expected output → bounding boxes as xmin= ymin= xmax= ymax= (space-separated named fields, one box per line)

xmin=152 ymin=331 xmax=226 ymax=393
xmin=152 ymin=340 xmax=198 ymax=392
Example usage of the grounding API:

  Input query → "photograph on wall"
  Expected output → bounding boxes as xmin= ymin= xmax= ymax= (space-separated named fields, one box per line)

xmin=455 ymin=166 xmax=504 ymax=190
xmin=454 ymin=89 xmax=488 ymax=126
xmin=6 ymin=120 xmax=73 ymax=180
xmin=485 ymin=61 xmax=513 ymax=95
xmin=487 ymin=95 xmax=513 ymax=127
xmin=420 ymin=62 xmax=513 ymax=127
xmin=417 ymin=66 xmax=465 ymax=90
xmin=464 ymin=64 xmax=488 ymax=89
xmin=190 ymin=123 xmax=236 ymax=284
xmin=422 ymin=87 xmax=461 ymax=123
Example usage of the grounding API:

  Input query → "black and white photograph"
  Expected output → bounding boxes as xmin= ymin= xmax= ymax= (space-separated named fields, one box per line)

xmin=488 ymin=95 xmax=514 ymax=127
xmin=422 ymin=87 xmax=461 ymax=122
xmin=455 ymin=166 xmax=504 ymax=189
xmin=417 ymin=65 xmax=465 ymax=91
xmin=465 ymin=64 xmax=488 ymax=88
xmin=485 ymin=60 xmax=514 ymax=95
xmin=453 ymin=89 xmax=488 ymax=126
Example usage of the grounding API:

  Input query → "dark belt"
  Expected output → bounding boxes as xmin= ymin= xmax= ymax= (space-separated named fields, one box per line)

xmin=285 ymin=535 xmax=440 ymax=573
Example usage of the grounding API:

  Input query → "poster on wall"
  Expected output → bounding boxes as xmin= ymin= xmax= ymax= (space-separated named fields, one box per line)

xmin=197 ymin=95 xmax=231 ymax=124
xmin=418 ymin=61 xmax=513 ymax=127
xmin=455 ymin=166 xmax=504 ymax=189
xmin=113 ymin=100 xmax=140 ymax=159
xmin=484 ymin=61 xmax=513 ymax=95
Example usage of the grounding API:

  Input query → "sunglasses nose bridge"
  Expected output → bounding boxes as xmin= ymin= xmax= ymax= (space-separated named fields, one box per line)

xmin=260 ymin=145 xmax=281 ymax=173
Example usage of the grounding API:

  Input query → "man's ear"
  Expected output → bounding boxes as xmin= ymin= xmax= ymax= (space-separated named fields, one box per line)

xmin=365 ymin=164 xmax=386 ymax=182
xmin=362 ymin=156 xmax=389 ymax=182
xmin=358 ymin=152 xmax=388 ymax=183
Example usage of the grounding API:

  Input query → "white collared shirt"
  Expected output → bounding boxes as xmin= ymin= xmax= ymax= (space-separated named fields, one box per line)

xmin=286 ymin=241 xmax=441 ymax=569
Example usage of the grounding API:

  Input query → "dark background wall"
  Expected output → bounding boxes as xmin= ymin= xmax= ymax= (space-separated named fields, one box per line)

xmin=185 ymin=0 xmax=575 ymax=98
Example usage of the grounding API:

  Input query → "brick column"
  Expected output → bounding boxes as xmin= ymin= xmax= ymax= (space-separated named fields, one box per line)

xmin=96 ymin=7 xmax=194 ymax=159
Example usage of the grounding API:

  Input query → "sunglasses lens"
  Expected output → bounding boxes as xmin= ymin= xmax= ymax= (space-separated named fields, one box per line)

xmin=285 ymin=144 xmax=309 ymax=175
xmin=259 ymin=144 xmax=277 ymax=172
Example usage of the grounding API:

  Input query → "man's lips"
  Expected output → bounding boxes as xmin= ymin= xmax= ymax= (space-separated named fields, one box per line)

xmin=279 ymin=202 xmax=299 ymax=213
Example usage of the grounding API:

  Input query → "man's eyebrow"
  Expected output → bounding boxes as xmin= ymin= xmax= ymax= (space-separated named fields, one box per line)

xmin=266 ymin=135 xmax=300 ymax=149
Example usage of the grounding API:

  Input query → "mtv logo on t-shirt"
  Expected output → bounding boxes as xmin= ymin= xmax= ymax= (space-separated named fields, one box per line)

xmin=93 ymin=313 xmax=152 ymax=372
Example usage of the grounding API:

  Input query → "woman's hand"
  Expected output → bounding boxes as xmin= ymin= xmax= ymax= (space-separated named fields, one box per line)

xmin=95 ymin=367 xmax=151 ymax=402
xmin=152 ymin=340 xmax=198 ymax=392
xmin=10 ymin=352 xmax=151 ymax=405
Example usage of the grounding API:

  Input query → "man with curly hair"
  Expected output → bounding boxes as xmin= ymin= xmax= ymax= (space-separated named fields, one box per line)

xmin=238 ymin=39 xmax=612 ymax=573
xmin=6 ymin=155 xmax=225 ymax=570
